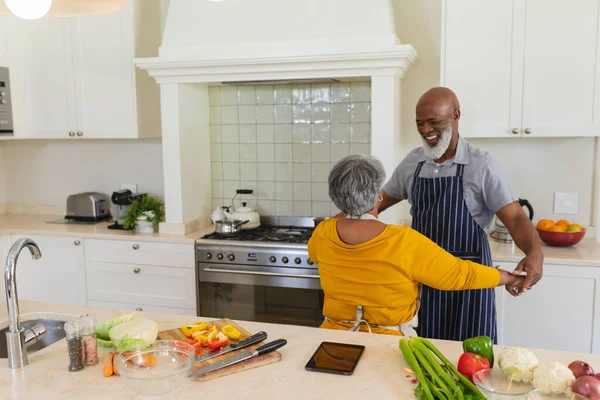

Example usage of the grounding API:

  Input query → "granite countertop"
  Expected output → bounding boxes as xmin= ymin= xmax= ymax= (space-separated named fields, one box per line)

xmin=1 ymin=301 xmax=599 ymax=399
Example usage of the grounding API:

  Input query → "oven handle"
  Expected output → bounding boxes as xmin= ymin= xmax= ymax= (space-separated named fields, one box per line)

xmin=202 ymin=267 xmax=320 ymax=280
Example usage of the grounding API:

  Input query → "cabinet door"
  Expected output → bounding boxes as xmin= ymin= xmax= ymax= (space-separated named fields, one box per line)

xmin=71 ymin=6 xmax=136 ymax=139
xmin=11 ymin=234 xmax=86 ymax=306
xmin=521 ymin=0 xmax=600 ymax=137
xmin=7 ymin=19 xmax=77 ymax=139
xmin=441 ymin=0 xmax=524 ymax=138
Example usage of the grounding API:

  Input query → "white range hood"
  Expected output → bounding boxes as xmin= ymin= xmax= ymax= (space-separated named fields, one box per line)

xmin=136 ymin=0 xmax=418 ymax=234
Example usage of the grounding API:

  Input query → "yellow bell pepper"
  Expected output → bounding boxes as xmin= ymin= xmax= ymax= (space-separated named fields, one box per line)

xmin=181 ymin=322 xmax=211 ymax=338
xmin=222 ymin=324 xmax=241 ymax=340
xmin=207 ymin=326 xmax=219 ymax=343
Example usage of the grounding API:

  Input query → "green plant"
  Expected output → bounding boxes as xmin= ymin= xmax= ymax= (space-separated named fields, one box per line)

xmin=123 ymin=195 xmax=165 ymax=230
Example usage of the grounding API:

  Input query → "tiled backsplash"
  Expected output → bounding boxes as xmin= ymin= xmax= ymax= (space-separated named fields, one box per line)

xmin=209 ymin=82 xmax=371 ymax=217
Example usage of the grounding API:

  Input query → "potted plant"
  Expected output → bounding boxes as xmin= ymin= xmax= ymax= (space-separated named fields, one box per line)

xmin=123 ymin=195 xmax=165 ymax=234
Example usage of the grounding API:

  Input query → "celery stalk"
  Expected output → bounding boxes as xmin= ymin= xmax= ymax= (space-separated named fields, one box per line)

xmin=399 ymin=339 xmax=434 ymax=400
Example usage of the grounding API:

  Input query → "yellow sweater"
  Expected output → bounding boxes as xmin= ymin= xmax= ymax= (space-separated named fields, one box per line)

xmin=307 ymin=219 xmax=500 ymax=335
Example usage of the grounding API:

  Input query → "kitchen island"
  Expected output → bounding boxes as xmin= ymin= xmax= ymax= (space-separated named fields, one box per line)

xmin=2 ymin=301 xmax=600 ymax=399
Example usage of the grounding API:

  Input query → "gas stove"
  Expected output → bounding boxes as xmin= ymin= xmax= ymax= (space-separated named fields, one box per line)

xmin=201 ymin=225 xmax=313 ymax=244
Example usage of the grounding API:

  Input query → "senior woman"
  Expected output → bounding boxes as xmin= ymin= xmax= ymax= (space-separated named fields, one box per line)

xmin=307 ymin=154 xmax=524 ymax=336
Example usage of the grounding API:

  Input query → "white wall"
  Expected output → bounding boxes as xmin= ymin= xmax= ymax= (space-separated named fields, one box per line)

xmin=393 ymin=0 xmax=594 ymax=226
xmin=0 ymin=145 xmax=6 ymax=205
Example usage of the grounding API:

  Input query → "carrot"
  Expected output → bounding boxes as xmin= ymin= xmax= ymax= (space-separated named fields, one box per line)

xmin=112 ymin=353 xmax=120 ymax=376
xmin=122 ymin=352 xmax=157 ymax=368
xmin=103 ymin=353 xmax=114 ymax=377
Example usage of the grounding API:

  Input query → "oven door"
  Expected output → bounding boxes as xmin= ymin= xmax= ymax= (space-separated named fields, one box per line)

xmin=198 ymin=263 xmax=324 ymax=327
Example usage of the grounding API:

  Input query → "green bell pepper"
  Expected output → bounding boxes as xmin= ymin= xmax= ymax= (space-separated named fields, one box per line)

xmin=462 ymin=336 xmax=494 ymax=368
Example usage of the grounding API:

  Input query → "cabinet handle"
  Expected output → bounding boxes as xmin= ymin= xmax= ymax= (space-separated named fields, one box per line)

xmin=135 ymin=308 xmax=143 ymax=311
xmin=524 ymin=127 xmax=532 ymax=134
xmin=76 ymin=131 xmax=83 ymax=137
xmin=68 ymin=131 xmax=75 ymax=137
xmin=133 ymin=268 xmax=141 ymax=274
xmin=132 ymin=244 xmax=139 ymax=250
xmin=73 ymin=240 xmax=81 ymax=246
xmin=511 ymin=128 xmax=520 ymax=134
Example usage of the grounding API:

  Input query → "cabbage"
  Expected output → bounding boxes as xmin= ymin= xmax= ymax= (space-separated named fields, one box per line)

xmin=96 ymin=312 xmax=137 ymax=342
xmin=108 ymin=318 xmax=159 ymax=352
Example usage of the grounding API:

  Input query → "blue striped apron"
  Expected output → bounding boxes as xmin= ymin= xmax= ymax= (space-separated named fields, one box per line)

xmin=411 ymin=161 xmax=497 ymax=343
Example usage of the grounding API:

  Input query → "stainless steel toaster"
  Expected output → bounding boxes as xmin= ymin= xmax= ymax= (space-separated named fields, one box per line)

xmin=66 ymin=192 xmax=110 ymax=221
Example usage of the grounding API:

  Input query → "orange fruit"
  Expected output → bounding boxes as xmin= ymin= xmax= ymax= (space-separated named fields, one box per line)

xmin=556 ymin=219 xmax=570 ymax=227
xmin=536 ymin=219 xmax=555 ymax=231
xmin=549 ymin=224 xmax=568 ymax=232
xmin=568 ymin=223 xmax=584 ymax=232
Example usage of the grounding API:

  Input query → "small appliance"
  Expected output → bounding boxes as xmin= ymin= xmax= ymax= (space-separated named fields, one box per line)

xmin=490 ymin=198 xmax=534 ymax=243
xmin=107 ymin=189 xmax=146 ymax=230
xmin=65 ymin=192 xmax=110 ymax=221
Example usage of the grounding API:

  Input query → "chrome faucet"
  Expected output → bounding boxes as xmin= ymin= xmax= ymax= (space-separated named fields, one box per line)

xmin=4 ymin=238 xmax=42 ymax=369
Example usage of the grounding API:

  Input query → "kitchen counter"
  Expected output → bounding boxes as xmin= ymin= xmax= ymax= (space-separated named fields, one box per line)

xmin=2 ymin=301 xmax=600 ymax=400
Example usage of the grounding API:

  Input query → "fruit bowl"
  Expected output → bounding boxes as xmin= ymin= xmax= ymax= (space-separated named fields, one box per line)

xmin=537 ymin=228 xmax=586 ymax=247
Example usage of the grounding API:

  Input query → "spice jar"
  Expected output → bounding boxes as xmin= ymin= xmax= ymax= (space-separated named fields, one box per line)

xmin=64 ymin=320 xmax=84 ymax=372
xmin=81 ymin=315 xmax=98 ymax=366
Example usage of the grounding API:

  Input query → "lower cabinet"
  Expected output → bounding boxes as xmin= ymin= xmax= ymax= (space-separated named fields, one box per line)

xmin=87 ymin=300 xmax=197 ymax=316
xmin=494 ymin=262 xmax=600 ymax=354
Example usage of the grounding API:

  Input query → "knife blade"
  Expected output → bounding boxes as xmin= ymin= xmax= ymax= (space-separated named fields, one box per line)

xmin=191 ymin=339 xmax=287 ymax=378
xmin=194 ymin=331 xmax=268 ymax=363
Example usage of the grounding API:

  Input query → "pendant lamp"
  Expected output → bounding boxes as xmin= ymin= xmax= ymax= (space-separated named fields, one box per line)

xmin=0 ymin=0 xmax=127 ymax=20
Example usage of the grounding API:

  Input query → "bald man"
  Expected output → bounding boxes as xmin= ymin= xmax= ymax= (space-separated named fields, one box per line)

xmin=379 ymin=87 xmax=543 ymax=342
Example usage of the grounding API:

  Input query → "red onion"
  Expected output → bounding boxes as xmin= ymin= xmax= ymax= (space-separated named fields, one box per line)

xmin=572 ymin=376 xmax=600 ymax=399
xmin=570 ymin=361 xmax=595 ymax=378
xmin=595 ymin=373 xmax=600 ymax=381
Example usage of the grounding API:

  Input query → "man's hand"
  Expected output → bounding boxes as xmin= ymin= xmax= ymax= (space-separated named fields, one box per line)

xmin=505 ymin=252 xmax=544 ymax=297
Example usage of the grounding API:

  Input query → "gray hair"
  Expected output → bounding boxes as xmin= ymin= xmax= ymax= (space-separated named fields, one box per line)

xmin=328 ymin=154 xmax=386 ymax=217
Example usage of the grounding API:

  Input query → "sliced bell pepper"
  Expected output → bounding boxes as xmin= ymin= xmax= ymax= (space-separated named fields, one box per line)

xmin=462 ymin=336 xmax=494 ymax=368
xmin=206 ymin=326 xmax=219 ymax=344
xmin=207 ymin=332 xmax=229 ymax=350
xmin=181 ymin=322 xmax=211 ymax=338
xmin=222 ymin=324 xmax=241 ymax=340
xmin=181 ymin=339 xmax=204 ymax=357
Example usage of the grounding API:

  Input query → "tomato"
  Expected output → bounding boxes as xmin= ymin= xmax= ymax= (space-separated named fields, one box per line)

xmin=207 ymin=332 xmax=229 ymax=350
xmin=457 ymin=352 xmax=490 ymax=382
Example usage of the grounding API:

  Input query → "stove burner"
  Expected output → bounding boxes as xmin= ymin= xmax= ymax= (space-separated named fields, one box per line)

xmin=202 ymin=225 xmax=314 ymax=244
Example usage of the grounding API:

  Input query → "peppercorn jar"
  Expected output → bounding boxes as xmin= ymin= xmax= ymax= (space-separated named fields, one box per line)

xmin=81 ymin=315 xmax=99 ymax=366
xmin=64 ymin=320 xmax=84 ymax=372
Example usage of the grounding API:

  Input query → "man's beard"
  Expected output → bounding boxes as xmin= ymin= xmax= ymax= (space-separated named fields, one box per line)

xmin=421 ymin=124 xmax=453 ymax=161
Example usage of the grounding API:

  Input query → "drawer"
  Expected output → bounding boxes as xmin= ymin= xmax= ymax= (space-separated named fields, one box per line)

xmin=84 ymin=239 xmax=194 ymax=268
xmin=85 ymin=262 xmax=196 ymax=309
xmin=88 ymin=300 xmax=197 ymax=316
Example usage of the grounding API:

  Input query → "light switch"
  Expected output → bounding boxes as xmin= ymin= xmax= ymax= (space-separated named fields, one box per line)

xmin=554 ymin=192 xmax=578 ymax=214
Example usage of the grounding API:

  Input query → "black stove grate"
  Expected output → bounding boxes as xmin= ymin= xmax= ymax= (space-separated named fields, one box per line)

xmin=202 ymin=225 xmax=314 ymax=244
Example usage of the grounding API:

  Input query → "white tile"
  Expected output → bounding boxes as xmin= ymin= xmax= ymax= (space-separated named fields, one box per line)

xmin=312 ymin=182 xmax=329 ymax=200
xmin=292 ymin=123 xmax=311 ymax=143
xmin=351 ymin=143 xmax=371 ymax=155
xmin=312 ymin=143 xmax=330 ymax=162
xmin=274 ymin=124 xmax=292 ymax=143
xmin=293 ymin=201 xmax=312 ymax=217
xmin=257 ymin=200 xmax=275 ymax=216
xmin=331 ymin=123 xmax=350 ymax=142
xmin=240 ymin=162 xmax=258 ymax=181
xmin=293 ymin=163 xmax=312 ymax=182
xmin=210 ymin=143 xmax=222 ymax=162
xmin=331 ymin=104 xmax=350 ymax=124
xmin=312 ymin=124 xmax=331 ymax=143
xmin=293 ymin=144 xmax=312 ymax=162
xmin=257 ymin=181 xmax=275 ymax=200
xmin=211 ymin=162 xmax=222 ymax=180
xmin=275 ymin=200 xmax=294 ymax=216
xmin=275 ymin=182 xmax=293 ymax=201
xmin=331 ymin=83 xmax=350 ymax=103
xmin=257 ymin=162 xmax=275 ymax=181
xmin=292 ymin=84 xmax=311 ymax=104
xmin=275 ymin=143 xmax=292 ymax=162
xmin=293 ymin=104 xmax=312 ymax=124
xmin=257 ymin=124 xmax=274 ymax=143
xmin=210 ymin=106 xmax=221 ymax=125
xmin=256 ymin=85 xmax=274 ymax=104
xmin=311 ymin=163 xmax=330 ymax=182
xmin=221 ymin=86 xmax=239 ymax=105
xmin=221 ymin=106 xmax=239 ymax=124
xmin=312 ymin=104 xmax=331 ymax=124
xmin=312 ymin=201 xmax=331 ymax=217
xmin=331 ymin=143 xmax=350 ymax=162
xmin=212 ymin=180 xmax=224 ymax=198
xmin=210 ymin=125 xmax=222 ymax=143
xmin=350 ymin=123 xmax=370 ymax=142
xmin=240 ymin=143 xmax=257 ymax=162
xmin=223 ymin=181 xmax=240 ymax=199
xmin=223 ymin=162 xmax=241 ymax=180
xmin=274 ymin=85 xmax=292 ymax=104
xmin=209 ymin=87 xmax=221 ymax=106
xmin=238 ymin=105 xmax=256 ymax=124
xmin=256 ymin=105 xmax=274 ymax=124
xmin=238 ymin=86 xmax=256 ymax=105
xmin=350 ymin=103 xmax=371 ymax=123
xmin=293 ymin=182 xmax=312 ymax=201
xmin=330 ymin=202 xmax=341 ymax=215
xmin=222 ymin=143 xmax=240 ymax=162
xmin=239 ymin=181 xmax=258 ymax=196
xmin=350 ymin=82 xmax=371 ymax=102
xmin=274 ymin=105 xmax=292 ymax=124
xmin=239 ymin=125 xmax=257 ymax=143
xmin=221 ymin=125 xmax=239 ymax=143
xmin=311 ymin=84 xmax=330 ymax=104
xmin=257 ymin=143 xmax=275 ymax=162
xmin=213 ymin=198 xmax=224 ymax=210
xmin=275 ymin=162 xmax=293 ymax=181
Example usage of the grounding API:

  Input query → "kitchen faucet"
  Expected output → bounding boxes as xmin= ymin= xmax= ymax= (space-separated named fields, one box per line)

xmin=4 ymin=238 xmax=42 ymax=369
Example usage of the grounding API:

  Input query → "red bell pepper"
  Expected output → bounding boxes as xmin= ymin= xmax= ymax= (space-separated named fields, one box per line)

xmin=207 ymin=332 xmax=229 ymax=350
xmin=457 ymin=352 xmax=490 ymax=382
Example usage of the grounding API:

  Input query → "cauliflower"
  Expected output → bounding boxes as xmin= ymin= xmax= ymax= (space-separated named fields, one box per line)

xmin=532 ymin=362 xmax=575 ymax=395
xmin=498 ymin=347 xmax=539 ymax=383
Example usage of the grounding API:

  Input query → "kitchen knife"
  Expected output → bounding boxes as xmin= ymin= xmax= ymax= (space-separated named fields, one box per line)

xmin=191 ymin=339 xmax=287 ymax=378
xmin=194 ymin=331 xmax=267 ymax=363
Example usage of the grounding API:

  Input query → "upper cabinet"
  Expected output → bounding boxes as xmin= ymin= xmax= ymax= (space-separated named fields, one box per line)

xmin=1 ymin=0 xmax=161 ymax=140
xmin=442 ymin=0 xmax=600 ymax=138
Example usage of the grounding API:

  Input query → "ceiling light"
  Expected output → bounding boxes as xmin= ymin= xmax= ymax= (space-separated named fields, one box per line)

xmin=4 ymin=0 xmax=52 ymax=20
xmin=0 ymin=0 xmax=127 ymax=18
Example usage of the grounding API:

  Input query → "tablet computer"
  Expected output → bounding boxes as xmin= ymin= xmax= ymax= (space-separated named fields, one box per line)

xmin=305 ymin=341 xmax=365 ymax=376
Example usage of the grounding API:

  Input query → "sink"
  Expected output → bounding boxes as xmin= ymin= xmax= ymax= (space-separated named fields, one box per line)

xmin=0 ymin=319 xmax=66 ymax=358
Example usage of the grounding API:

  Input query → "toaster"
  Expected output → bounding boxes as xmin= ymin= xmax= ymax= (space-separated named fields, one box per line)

xmin=66 ymin=192 xmax=111 ymax=221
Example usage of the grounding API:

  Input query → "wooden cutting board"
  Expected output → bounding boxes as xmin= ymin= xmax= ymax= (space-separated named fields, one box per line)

xmin=157 ymin=318 xmax=282 ymax=381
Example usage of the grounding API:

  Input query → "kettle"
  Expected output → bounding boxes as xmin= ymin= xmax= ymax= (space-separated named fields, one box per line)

xmin=490 ymin=198 xmax=534 ymax=244
xmin=224 ymin=189 xmax=261 ymax=229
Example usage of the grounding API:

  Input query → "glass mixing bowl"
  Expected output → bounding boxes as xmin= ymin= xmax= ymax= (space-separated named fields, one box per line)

xmin=473 ymin=368 xmax=537 ymax=399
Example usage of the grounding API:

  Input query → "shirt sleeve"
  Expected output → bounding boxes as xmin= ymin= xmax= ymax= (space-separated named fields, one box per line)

xmin=480 ymin=155 xmax=518 ymax=213
xmin=383 ymin=155 xmax=411 ymax=200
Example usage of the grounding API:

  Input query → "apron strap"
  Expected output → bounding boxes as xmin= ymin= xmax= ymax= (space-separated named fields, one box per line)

xmin=413 ymin=161 xmax=425 ymax=179
xmin=455 ymin=163 xmax=465 ymax=177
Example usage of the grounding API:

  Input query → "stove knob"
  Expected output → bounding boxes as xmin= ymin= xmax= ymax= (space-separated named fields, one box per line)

xmin=307 ymin=259 xmax=314 ymax=265
xmin=282 ymin=257 xmax=289 ymax=264
xmin=206 ymin=252 xmax=212 ymax=260
xmin=294 ymin=257 xmax=302 ymax=264
xmin=217 ymin=253 xmax=224 ymax=260
xmin=269 ymin=256 xmax=276 ymax=263
xmin=227 ymin=254 xmax=235 ymax=261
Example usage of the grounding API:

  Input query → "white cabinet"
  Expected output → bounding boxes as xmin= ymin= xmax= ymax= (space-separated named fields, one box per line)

xmin=10 ymin=234 xmax=86 ymax=306
xmin=494 ymin=262 xmax=600 ymax=354
xmin=442 ymin=0 xmax=600 ymax=138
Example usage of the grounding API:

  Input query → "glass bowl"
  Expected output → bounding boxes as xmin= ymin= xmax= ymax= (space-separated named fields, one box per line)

xmin=115 ymin=340 xmax=195 ymax=396
xmin=473 ymin=368 xmax=537 ymax=399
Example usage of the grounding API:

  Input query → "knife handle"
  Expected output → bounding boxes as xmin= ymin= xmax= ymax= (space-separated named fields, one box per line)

xmin=255 ymin=339 xmax=287 ymax=356
xmin=230 ymin=331 xmax=267 ymax=350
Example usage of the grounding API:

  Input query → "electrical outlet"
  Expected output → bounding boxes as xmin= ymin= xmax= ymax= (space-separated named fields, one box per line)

xmin=554 ymin=192 xmax=578 ymax=214
xmin=121 ymin=184 xmax=138 ymax=193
